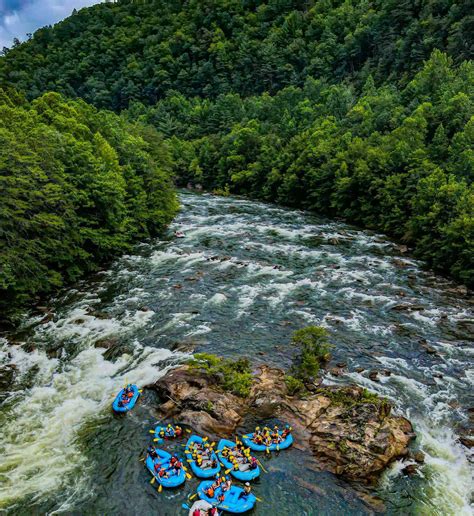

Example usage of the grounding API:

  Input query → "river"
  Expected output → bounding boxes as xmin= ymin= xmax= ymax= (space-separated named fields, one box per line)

xmin=0 ymin=191 xmax=472 ymax=515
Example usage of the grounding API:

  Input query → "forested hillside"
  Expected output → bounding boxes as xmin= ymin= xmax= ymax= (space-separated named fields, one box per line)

xmin=0 ymin=0 xmax=472 ymax=289
xmin=0 ymin=89 xmax=178 ymax=315
xmin=0 ymin=0 xmax=472 ymax=110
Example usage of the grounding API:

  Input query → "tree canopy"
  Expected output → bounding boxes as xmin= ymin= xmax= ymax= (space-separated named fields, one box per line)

xmin=0 ymin=0 xmax=472 ymax=292
xmin=0 ymin=89 xmax=178 ymax=315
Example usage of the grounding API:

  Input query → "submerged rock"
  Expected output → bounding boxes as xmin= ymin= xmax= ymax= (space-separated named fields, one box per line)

xmin=368 ymin=370 xmax=379 ymax=382
xmin=146 ymin=365 xmax=414 ymax=483
xmin=402 ymin=464 xmax=418 ymax=476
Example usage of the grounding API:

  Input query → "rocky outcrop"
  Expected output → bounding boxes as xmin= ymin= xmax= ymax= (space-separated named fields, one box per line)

xmin=147 ymin=365 xmax=415 ymax=483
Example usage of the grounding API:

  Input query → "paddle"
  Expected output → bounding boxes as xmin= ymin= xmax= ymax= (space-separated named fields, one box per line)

xmin=256 ymin=459 xmax=267 ymax=473
xmin=276 ymin=444 xmax=280 ymax=451
xmin=189 ymin=493 xmax=198 ymax=500
xmin=153 ymin=438 xmax=163 ymax=443
xmin=256 ymin=496 xmax=263 ymax=502
xmin=149 ymin=429 xmax=156 ymax=434
xmin=150 ymin=477 xmax=155 ymax=484
xmin=185 ymin=472 xmax=192 ymax=479
xmin=266 ymin=447 xmax=270 ymax=454
xmin=139 ymin=457 xmax=145 ymax=462
xmin=182 ymin=503 xmax=190 ymax=510
xmin=138 ymin=389 xmax=143 ymax=393
xmin=186 ymin=428 xmax=192 ymax=433
xmin=158 ymin=484 xmax=163 ymax=493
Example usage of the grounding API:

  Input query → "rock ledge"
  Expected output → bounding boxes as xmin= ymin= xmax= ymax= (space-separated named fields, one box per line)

xmin=147 ymin=365 xmax=414 ymax=483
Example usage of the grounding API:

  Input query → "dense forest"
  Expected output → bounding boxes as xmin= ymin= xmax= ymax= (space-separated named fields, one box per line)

xmin=0 ymin=88 xmax=178 ymax=315
xmin=1 ymin=0 xmax=472 ymax=110
xmin=139 ymin=51 xmax=473 ymax=285
xmin=0 ymin=0 xmax=472 ymax=309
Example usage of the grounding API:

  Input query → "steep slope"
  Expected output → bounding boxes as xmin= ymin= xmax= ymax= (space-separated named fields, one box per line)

xmin=0 ymin=0 xmax=472 ymax=110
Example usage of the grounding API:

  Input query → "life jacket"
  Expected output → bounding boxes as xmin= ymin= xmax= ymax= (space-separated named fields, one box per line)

xmin=206 ymin=487 xmax=215 ymax=498
xmin=159 ymin=468 xmax=166 ymax=477
xmin=192 ymin=510 xmax=200 ymax=516
xmin=127 ymin=391 xmax=133 ymax=398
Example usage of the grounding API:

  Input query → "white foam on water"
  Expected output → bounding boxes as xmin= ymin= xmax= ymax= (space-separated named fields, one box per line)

xmin=35 ymin=307 xmax=154 ymax=347
xmin=150 ymin=248 xmax=208 ymax=268
xmin=233 ymin=284 xmax=264 ymax=317
xmin=265 ymin=277 xmax=320 ymax=307
xmin=0 ymin=340 xmax=184 ymax=510
xmin=184 ymin=324 xmax=212 ymax=337
xmin=409 ymin=308 xmax=443 ymax=326
xmin=380 ymin=457 xmax=418 ymax=486
xmin=245 ymin=262 xmax=294 ymax=279
xmin=338 ymin=287 xmax=394 ymax=306
xmin=409 ymin=422 xmax=473 ymax=516
xmin=206 ymin=293 xmax=228 ymax=305
xmin=464 ymin=368 xmax=474 ymax=387
xmin=376 ymin=356 xmax=411 ymax=371
xmin=160 ymin=312 xmax=196 ymax=331
xmin=322 ymin=310 xmax=366 ymax=332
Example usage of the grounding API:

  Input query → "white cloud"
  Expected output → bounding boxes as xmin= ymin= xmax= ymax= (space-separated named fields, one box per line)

xmin=0 ymin=0 xmax=103 ymax=49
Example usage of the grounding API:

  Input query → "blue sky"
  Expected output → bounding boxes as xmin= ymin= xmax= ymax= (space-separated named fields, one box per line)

xmin=0 ymin=0 xmax=101 ymax=49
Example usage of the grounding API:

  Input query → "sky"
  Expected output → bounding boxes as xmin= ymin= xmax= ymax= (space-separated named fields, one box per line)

xmin=0 ymin=0 xmax=102 ymax=49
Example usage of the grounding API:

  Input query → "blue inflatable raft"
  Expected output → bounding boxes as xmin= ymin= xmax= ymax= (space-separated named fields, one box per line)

xmin=154 ymin=425 xmax=182 ymax=441
xmin=197 ymin=481 xmax=257 ymax=514
xmin=241 ymin=431 xmax=293 ymax=452
xmin=145 ymin=449 xmax=186 ymax=488
xmin=185 ymin=435 xmax=221 ymax=479
xmin=112 ymin=384 xmax=140 ymax=412
xmin=217 ymin=439 xmax=260 ymax=481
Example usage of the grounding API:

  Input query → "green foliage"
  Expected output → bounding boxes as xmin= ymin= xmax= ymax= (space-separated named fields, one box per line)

xmin=0 ymin=89 xmax=178 ymax=315
xmin=189 ymin=353 xmax=253 ymax=398
xmin=0 ymin=1 xmax=472 ymax=286
xmin=156 ymin=54 xmax=473 ymax=286
xmin=290 ymin=326 xmax=332 ymax=381
xmin=316 ymin=387 xmax=385 ymax=409
xmin=0 ymin=0 xmax=471 ymax=109
xmin=284 ymin=375 xmax=305 ymax=396
xmin=212 ymin=184 xmax=231 ymax=197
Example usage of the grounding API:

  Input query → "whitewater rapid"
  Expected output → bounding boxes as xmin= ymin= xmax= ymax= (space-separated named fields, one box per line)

xmin=0 ymin=192 xmax=472 ymax=515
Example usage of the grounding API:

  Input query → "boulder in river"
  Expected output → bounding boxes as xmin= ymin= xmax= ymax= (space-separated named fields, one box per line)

xmin=147 ymin=365 xmax=414 ymax=483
